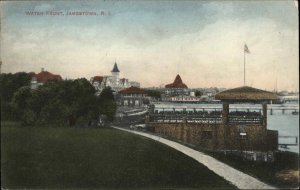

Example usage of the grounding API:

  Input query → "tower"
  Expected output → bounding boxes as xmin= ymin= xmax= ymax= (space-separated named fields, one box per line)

xmin=111 ymin=62 xmax=120 ymax=85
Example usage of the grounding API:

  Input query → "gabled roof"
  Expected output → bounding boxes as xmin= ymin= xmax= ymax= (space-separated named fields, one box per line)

xmin=111 ymin=62 xmax=120 ymax=72
xmin=165 ymin=74 xmax=188 ymax=88
xmin=215 ymin=86 xmax=278 ymax=102
xmin=92 ymin=76 xmax=103 ymax=82
xmin=119 ymin=86 xmax=145 ymax=94
xmin=32 ymin=71 xmax=62 ymax=83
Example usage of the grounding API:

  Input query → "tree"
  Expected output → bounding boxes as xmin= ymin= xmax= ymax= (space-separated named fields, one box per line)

xmin=145 ymin=89 xmax=161 ymax=100
xmin=99 ymin=87 xmax=116 ymax=121
xmin=12 ymin=86 xmax=32 ymax=110
xmin=21 ymin=109 xmax=37 ymax=126
xmin=0 ymin=72 xmax=31 ymax=103
xmin=99 ymin=86 xmax=114 ymax=101
xmin=1 ymin=72 xmax=31 ymax=121
xmin=195 ymin=90 xmax=203 ymax=97
xmin=2 ymin=75 xmax=117 ymax=127
xmin=11 ymin=86 xmax=32 ymax=120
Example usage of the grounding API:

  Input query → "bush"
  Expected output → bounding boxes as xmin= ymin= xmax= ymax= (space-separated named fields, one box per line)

xmin=2 ymin=75 xmax=118 ymax=127
xmin=21 ymin=109 xmax=37 ymax=126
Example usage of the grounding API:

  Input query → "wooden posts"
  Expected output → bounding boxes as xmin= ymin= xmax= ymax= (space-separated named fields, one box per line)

xmin=222 ymin=103 xmax=229 ymax=150
xmin=222 ymin=103 xmax=229 ymax=124
xmin=262 ymin=103 xmax=267 ymax=130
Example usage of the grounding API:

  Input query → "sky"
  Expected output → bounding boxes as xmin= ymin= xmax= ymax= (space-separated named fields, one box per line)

xmin=0 ymin=0 xmax=299 ymax=91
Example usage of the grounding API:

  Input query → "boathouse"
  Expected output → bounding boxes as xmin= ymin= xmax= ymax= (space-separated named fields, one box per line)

xmin=146 ymin=86 xmax=279 ymax=152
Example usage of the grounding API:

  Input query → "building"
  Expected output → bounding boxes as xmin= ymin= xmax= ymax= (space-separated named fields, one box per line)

xmin=170 ymin=95 xmax=199 ymax=102
xmin=162 ymin=74 xmax=198 ymax=102
xmin=30 ymin=68 xmax=62 ymax=89
xmin=165 ymin=74 xmax=188 ymax=95
xmin=129 ymin=81 xmax=140 ymax=87
xmin=118 ymin=86 xmax=146 ymax=107
xmin=90 ymin=76 xmax=104 ymax=93
xmin=147 ymin=86 xmax=279 ymax=156
xmin=90 ymin=62 xmax=140 ymax=95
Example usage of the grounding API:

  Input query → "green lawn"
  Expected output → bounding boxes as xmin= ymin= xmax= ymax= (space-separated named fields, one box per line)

xmin=1 ymin=125 xmax=235 ymax=189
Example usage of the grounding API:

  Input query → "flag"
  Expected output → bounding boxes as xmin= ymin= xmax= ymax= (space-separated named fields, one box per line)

xmin=244 ymin=44 xmax=250 ymax=53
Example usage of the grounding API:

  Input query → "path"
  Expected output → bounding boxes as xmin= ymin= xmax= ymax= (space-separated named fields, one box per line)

xmin=112 ymin=126 xmax=276 ymax=189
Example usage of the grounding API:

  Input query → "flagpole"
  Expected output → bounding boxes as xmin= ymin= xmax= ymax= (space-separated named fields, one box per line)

xmin=244 ymin=49 xmax=245 ymax=86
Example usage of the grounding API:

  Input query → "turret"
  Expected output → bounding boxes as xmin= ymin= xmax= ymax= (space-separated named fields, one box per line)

xmin=111 ymin=62 xmax=120 ymax=85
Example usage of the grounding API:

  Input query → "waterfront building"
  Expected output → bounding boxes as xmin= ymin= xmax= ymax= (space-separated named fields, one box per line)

xmin=30 ymin=68 xmax=62 ymax=89
xmin=162 ymin=74 xmax=197 ymax=102
xmin=118 ymin=86 xmax=146 ymax=107
xmin=170 ymin=95 xmax=199 ymax=102
xmin=165 ymin=74 xmax=188 ymax=96
xmin=278 ymin=94 xmax=299 ymax=103
xmin=90 ymin=62 xmax=140 ymax=95
xmin=147 ymin=86 xmax=279 ymax=158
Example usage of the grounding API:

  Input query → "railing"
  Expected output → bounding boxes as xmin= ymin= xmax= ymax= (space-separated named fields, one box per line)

xmin=186 ymin=116 xmax=223 ymax=124
xmin=228 ymin=116 xmax=263 ymax=124
xmin=149 ymin=113 xmax=263 ymax=125
xmin=149 ymin=114 xmax=223 ymax=124
xmin=278 ymin=136 xmax=298 ymax=146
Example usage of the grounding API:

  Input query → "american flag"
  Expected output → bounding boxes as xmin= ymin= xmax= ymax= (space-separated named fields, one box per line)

xmin=244 ymin=44 xmax=250 ymax=53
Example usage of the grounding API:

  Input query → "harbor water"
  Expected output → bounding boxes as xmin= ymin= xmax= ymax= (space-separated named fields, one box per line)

xmin=153 ymin=102 xmax=299 ymax=153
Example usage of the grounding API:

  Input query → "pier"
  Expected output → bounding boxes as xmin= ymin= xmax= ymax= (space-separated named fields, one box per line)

xmin=148 ymin=86 xmax=280 ymax=152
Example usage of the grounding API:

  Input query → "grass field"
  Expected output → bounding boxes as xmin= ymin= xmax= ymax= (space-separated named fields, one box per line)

xmin=1 ymin=124 xmax=236 ymax=189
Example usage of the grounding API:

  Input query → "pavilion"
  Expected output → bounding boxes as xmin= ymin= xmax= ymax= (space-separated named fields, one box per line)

xmin=147 ymin=86 xmax=279 ymax=153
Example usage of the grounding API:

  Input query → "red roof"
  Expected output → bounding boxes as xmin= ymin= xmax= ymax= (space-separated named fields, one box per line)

xmin=92 ymin=76 xmax=103 ymax=82
xmin=119 ymin=86 xmax=145 ymax=94
xmin=165 ymin=74 xmax=188 ymax=88
xmin=32 ymin=71 xmax=62 ymax=83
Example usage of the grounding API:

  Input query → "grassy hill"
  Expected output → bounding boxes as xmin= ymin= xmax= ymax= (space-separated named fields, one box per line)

xmin=1 ymin=125 xmax=236 ymax=189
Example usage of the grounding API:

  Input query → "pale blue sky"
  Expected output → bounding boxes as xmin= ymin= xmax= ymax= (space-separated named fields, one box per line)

xmin=1 ymin=0 xmax=298 ymax=91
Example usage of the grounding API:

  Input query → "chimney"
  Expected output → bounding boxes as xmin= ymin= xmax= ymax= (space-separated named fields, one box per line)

xmin=41 ymin=68 xmax=44 ymax=72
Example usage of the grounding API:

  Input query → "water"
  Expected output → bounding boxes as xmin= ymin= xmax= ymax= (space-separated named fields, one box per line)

xmin=268 ymin=112 xmax=299 ymax=153
xmin=153 ymin=102 xmax=299 ymax=153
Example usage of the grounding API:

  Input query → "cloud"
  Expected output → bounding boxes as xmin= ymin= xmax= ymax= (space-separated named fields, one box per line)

xmin=1 ymin=1 xmax=298 ymax=91
xmin=120 ymin=17 xmax=298 ymax=90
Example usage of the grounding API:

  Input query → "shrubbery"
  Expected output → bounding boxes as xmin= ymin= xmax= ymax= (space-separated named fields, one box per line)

xmin=1 ymin=73 xmax=116 ymax=126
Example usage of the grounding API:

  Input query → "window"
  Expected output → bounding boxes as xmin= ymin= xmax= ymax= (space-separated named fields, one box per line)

xmin=240 ymin=132 xmax=247 ymax=139
xmin=124 ymin=100 xmax=128 ymax=106
xmin=239 ymin=126 xmax=247 ymax=139
xmin=135 ymin=100 xmax=139 ymax=106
